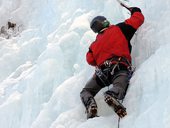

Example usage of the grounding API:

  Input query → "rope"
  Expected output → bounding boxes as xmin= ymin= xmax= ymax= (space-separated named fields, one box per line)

xmin=117 ymin=100 xmax=124 ymax=128
xmin=118 ymin=116 xmax=121 ymax=128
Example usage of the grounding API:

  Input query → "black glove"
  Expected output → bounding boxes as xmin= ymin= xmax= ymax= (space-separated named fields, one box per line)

xmin=129 ymin=7 xmax=142 ymax=15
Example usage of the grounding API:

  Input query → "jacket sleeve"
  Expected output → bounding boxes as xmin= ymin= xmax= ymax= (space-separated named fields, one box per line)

xmin=125 ymin=7 xmax=145 ymax=29
xmin=86 ymin=48 xmax=97 ymax=66
xmin=116 ymin=7 xmax=144 ymax=52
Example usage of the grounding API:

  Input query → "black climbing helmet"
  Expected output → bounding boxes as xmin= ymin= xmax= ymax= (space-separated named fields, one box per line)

xmin=90 ymin=16 xmax=110 ymax=33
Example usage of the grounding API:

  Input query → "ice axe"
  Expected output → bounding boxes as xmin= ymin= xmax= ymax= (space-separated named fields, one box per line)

xmin=116 ymin=0 xmax=132 ymax=12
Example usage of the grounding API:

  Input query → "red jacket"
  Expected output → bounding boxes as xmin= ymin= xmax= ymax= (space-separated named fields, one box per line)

xmin=86 ymin=9 xmax=144 ymax=66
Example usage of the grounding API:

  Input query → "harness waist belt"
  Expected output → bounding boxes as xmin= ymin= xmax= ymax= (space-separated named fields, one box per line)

xmin=99 ymin=56 xmax=131 ymax=69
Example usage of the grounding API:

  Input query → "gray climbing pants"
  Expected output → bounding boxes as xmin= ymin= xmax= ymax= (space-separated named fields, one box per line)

xmin=80 ymin=70 xmax=129 ymax=107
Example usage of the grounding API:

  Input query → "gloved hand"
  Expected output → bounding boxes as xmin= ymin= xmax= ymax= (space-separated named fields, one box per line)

xmin=129 ymin=7 xmax=142 ymax=15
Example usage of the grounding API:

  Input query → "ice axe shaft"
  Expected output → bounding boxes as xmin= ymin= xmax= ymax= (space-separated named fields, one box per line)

xmin=116 ymin=0 xmax=131 ymax=11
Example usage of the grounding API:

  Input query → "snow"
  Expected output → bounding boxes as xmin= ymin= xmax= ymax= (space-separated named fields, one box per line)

xmin=0 ymin=0 xmax=170 ymax=128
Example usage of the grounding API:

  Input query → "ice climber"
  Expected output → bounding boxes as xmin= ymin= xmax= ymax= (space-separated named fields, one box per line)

xmin=80 ymin=7 xmax=144 ymax=119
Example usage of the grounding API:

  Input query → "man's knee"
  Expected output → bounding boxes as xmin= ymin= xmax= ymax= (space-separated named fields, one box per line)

xmin=80 ymin=87 xmax=97 ymax=98
xmin=113 ymin=72 xmax=129 ymax=87
xmin=80 ymin=88 xmax=89 ymax=99
xmin=111 ymin=72 xmax=129 ymax=100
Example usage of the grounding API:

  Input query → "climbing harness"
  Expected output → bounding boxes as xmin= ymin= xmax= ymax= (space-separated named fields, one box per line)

xmin=95 ymin=56 xmax=135 ymax=87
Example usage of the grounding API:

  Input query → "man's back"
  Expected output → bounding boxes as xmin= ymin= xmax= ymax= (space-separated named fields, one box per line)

xmin=89 ymin=25 xmax=131 ymax=66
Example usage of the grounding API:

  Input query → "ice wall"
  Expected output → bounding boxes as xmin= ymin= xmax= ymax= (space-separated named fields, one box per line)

xmin=0 ymin=0 xmax=170 ymax=128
